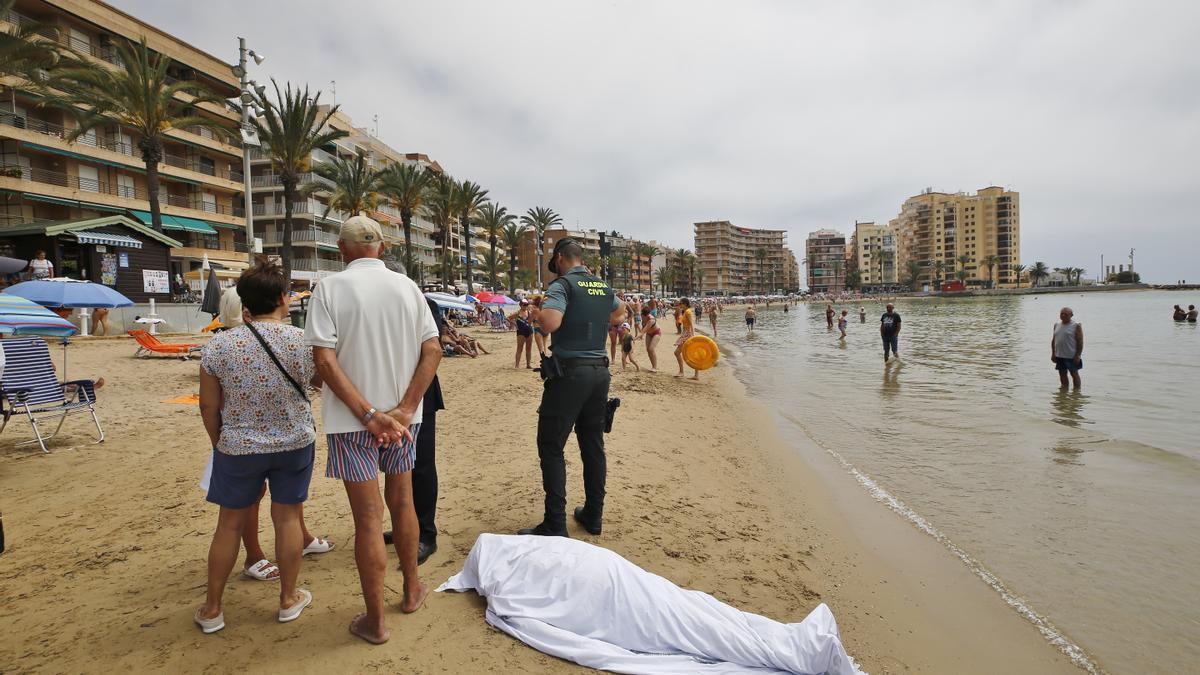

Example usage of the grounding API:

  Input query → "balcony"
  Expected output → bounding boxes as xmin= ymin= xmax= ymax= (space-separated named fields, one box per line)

xmin=293 ymin=258 xmax=346 ymax=273
xmin=251 ymin=172 xmax=333 ymax=189
xmin=1 ymin=163 xmax=243 ymax=216
xmin=181 ymin=235 xmax=249 ymax=253
xmin=252 ymin=200 xmax=349 ymax=222
xmin=2 ymin=113 xmax=242 ymax=183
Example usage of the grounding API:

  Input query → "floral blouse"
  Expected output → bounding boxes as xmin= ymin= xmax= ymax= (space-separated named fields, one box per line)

xmin=201 ymin=322 xmax=316 ymax=455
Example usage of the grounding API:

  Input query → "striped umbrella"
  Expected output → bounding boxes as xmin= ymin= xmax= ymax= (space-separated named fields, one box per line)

xmin=0 ymin=294 xmax=78 ymax=337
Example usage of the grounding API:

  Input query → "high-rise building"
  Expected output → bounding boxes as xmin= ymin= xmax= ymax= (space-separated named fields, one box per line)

xmin=852 ymin=221 xmax=898 ymax=290
xmin=0 ymin=0 xmax=246 ymax=296
xmin=516 ymin=227 xmax=602 ymax=290
xmin=805 ymin=229 xmax=847 ymax=294
xmin=893 ymin=186 xmax=1020 ymax=288
xmin=693 ymin=220 xmax=788 ymax=296
xmin=783 ymin=248 xmax=800 ymax=292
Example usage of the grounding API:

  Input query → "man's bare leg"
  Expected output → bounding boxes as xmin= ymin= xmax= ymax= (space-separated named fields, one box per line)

xmin=343 ymin=479 xmax=390 ymax=644
xmin=1071 ymin=371 xmax=1081 ymax=389
xmin=1059 ymin=370 xmax=1069 ymax=388
xmin=385 ymin=471 xmax=428 ymax=613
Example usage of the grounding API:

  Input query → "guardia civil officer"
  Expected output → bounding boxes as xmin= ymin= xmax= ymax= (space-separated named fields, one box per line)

xmin=519 ymin=238 xmax=627 ymax=537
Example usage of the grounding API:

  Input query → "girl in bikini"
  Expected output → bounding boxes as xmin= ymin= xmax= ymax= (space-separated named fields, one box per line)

xmin=639 ymin=306 xmax=662 ymax=372
xmin=673 ymin=298 xmax=700 ymax=380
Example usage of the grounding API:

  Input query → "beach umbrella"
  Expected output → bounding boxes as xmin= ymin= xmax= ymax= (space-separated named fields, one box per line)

xmin=485 ymin=294 xmax=517 ymax=305
xmin=200 ymin=268 xmax=221 ymax=317
xmin=425 ymin=292 xmax=476 ymax=312
xmin=0 ymin=256 xmax=28 ymax=276
xmin=3 ymin=278 xmax=133 ymax=308
xmin=0 ymin=295 xmax=77 ymax=337
xmin=457 ymin=294 xmax=479 ymax=304
xmin=473 ymin=291 xmax=498 ymax=303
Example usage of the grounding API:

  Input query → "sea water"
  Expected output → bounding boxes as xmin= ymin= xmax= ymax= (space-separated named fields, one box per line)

xmin=717 ymin=291 xmax=1199 ymax=674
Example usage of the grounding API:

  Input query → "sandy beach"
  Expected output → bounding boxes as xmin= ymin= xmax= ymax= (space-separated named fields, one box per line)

xmin=0 ymin=329 xmax=1080 ymax=674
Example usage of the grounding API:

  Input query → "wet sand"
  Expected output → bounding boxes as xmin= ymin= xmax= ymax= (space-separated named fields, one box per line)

xmin=0 ymin=332 xmax=1078 ymax=673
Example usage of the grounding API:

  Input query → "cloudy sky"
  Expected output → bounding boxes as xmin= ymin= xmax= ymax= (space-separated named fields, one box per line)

xmin=115 ymin=0 xmax=1199 ymax=283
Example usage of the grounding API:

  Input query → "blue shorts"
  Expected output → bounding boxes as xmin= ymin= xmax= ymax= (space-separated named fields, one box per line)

xmin=1054 ymin=357 xmax=1082 ymax=372
xmin=206 ymin=443 xmax=315 ymax=509
xmin=326 ymin=424 xmax=421 ymax=482
xmin=882 ymin=333 xmax=899 ymax=353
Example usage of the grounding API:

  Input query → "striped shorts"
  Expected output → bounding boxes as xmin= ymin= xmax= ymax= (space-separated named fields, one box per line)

xmin=325 ymin=424 xmax=421 ymax=482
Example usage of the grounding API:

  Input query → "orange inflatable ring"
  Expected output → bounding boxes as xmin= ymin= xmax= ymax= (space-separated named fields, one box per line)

xmin=682 ymin=335 xmax=720 ymax=371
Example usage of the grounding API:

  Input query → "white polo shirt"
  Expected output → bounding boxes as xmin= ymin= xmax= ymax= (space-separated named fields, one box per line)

xmin=303 ymin=258 xmax=439 ymax=434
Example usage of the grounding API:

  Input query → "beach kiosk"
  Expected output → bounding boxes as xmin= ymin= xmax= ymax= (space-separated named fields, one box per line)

xmin=0 ymin=215 xmax=180 ymax=303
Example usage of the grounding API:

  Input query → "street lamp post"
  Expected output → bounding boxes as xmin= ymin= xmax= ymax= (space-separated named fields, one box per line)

xmin=234 ymin=38 xmax=264 ymax=264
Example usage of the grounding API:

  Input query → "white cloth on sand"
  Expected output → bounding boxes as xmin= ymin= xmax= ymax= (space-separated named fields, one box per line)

xmin=437 ymin=533 xmax=863 ymax=675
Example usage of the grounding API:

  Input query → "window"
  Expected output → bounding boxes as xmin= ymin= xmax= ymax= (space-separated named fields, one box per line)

xmin=117 ymin=174 xmax=135 ymax=198
xmin=77 ymin=165 xmax=100 ymax=192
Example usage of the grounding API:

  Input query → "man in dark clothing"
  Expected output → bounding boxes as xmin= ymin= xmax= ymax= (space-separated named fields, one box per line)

xmin=881 ymin=303 xmax=902 ymax=363
xmin=383 ymin=297 xmax=445 ymax=564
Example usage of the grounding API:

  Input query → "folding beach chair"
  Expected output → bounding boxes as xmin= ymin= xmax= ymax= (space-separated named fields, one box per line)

xmin=488 ymin=308 xmax=511 ymax=332
xmin=128 ymin=329 xmax=202 ymax=359
xmin=0 ymin=338 xmax=104 ymax=453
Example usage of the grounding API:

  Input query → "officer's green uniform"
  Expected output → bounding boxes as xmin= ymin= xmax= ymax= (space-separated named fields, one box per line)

xmin=531 ymin=265 xmax=620 ymax=535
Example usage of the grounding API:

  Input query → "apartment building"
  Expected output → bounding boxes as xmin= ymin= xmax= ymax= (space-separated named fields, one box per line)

xmin=892 ymin=186 xmax=1020 ymax=288
xmin=852 ymin=221 xmax=899 ymax=290
xmin=515 ymin=227 xmax=602 ymax=290
xmin=805 ymin=229 xmax=847 ymax=294
xmin=693 ymin=220 xmax=789 ymax=296
xmin=0 ymin=0 xmax=248 ymax=291
xmin=598 ymin=231 xmax=652 ymax=291
xmin=783 ymin=248 xmax=800 ymax=292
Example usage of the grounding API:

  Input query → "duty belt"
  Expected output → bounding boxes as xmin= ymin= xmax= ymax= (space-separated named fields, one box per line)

xmin=560 ymin=357 xmax=609 ymax=368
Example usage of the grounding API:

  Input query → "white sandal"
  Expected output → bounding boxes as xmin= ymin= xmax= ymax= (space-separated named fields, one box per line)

xmin=278 ymin=588 xmax=312 ymax=623
xmin=242 ymin=558 xmax=279 ymax=581
xmin=302 ymin=537 xmax=335 ymax=556
xmin=194 ymin=608 xmax=225 ymax=634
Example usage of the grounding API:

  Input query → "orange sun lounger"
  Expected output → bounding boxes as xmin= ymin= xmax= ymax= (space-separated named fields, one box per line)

xmin=128 ymin=329 xmax=202 ymax=360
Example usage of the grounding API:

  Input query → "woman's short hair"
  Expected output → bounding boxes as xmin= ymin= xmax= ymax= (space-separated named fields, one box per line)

xmin=236 ymin=260 xmax=289 ymax=316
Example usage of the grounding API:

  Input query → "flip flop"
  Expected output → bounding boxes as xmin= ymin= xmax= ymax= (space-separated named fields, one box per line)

xmin=242 ymin=559 xmax=279 ymax=581
xmin=302 ymin=538 xmax=335 ymax=556
xmin=278 ymin=588 xmax=312 ymax=623
xmin=194 ymin=608 xmax=225 ymax=634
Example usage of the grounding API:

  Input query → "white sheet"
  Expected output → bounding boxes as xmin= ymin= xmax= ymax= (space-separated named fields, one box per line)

xmin=437 ymin=534 xmax=864 ymax=675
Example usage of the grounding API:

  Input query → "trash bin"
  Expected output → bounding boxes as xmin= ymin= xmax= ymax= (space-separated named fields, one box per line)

xmin=289 ymin=309 xmax=305 ymax=329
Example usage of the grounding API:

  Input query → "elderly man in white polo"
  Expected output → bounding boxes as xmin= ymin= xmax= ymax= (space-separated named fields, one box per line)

xmin=304 ymin=214 xmax=442 ymax=645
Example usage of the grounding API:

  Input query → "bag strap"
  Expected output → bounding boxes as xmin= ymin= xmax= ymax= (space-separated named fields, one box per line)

xmin=243 ymin=321 xmax=308 ymax=401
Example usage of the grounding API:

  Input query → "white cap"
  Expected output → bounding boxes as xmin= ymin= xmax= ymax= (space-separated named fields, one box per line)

xmin=339 ymin=214 xmax=384 ymax=245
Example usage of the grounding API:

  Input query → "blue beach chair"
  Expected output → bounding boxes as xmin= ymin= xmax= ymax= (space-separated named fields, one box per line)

xmin=0 ymin=338 xmax=104 ymax=453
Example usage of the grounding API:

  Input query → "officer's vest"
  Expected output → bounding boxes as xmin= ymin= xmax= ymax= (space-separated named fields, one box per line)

xmin=551 ymin=270 xmax=614 ymax=352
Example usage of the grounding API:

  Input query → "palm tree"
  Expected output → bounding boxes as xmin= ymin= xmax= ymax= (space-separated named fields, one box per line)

xmin=1030 ymin=261 xmax=1050 ymax=287
xmin=617 ymin=253 xmax=632 ymax=290
xmin=1 ymin=0 xmax=78 ymax=85
xmin=983 ymin=254 xmax=999 ymax=288
xmin=584 ymin=253 xmax=604 ymax=277
xmin=520 ymin=207 xmax=562 ymax=289
xmin=955 ymin=268 xmax=969 ymax=283
xmin=243 ymin=80 xmax=347 ymax=277
xmin=475 ymin=202 xmax=514 ymax=291
xmin=685 ymin=253 xmax=698 ymax=297
xmin=1013 ymin=263 xmax=1027 ymax=288
xmin=830 ymin=258 xmax=844 ymax=294
xmin=933 ymin=259 xmax=946 ymax=290
xmin=805 ymin=252 xmax=819 ymax=293
xmin=378 ymin=162 xmax=433 ymax=273
xmin=906 ymin=259 xmax=922 ymax=291
xmin=515 ymin=268 xmax=535 ymax=291
xmin=754 ymin=248 xmax=768 ymax=294
xmin=956 ymin=254 xmax=972 ymax=286
xmin=653 ymin=267 xmax=670 ymax=296
xmin=454 ymin=180 xmax=489 ymax=294
xmin=638 ymin=243 xmax=659 ymax=293
xmin=55 ymin=38 xmax=232 ymax=233
xmin=481 ymin=248 xmax=504 ymax=291
xmin=421 ymin=174 xmax=456 ymax=291
xmin=309 ymin=150 xmax=384 ymax=218
xmin=500 ymin=222 xmax=526 ymax=295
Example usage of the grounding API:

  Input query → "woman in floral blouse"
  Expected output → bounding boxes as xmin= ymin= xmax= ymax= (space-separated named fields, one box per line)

xmin=194 ymin=261 xmax=322 ymax=634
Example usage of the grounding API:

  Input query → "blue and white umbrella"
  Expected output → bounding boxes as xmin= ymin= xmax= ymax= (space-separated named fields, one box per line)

xmin=0 ymin=295 xmax=77 ymax=337
xmin=425 ymin=292 xmax=477 ymax=312
xmin=4 ymin=278 xmax=133 ymax=308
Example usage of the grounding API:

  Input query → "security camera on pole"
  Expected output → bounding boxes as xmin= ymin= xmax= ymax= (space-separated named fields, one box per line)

xmin=233 ymin=38 xmax=265 ymax=264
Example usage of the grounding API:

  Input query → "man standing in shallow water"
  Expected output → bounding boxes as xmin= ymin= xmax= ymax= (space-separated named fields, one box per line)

xmin=880 ymin=303 xmax=901 ymax=363
xmin=1052 ymin=307 xmax=1084 ymax=389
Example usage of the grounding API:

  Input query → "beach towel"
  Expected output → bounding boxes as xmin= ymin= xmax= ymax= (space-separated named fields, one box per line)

xmin=437 ymin=534 xmax=863 ymax=675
